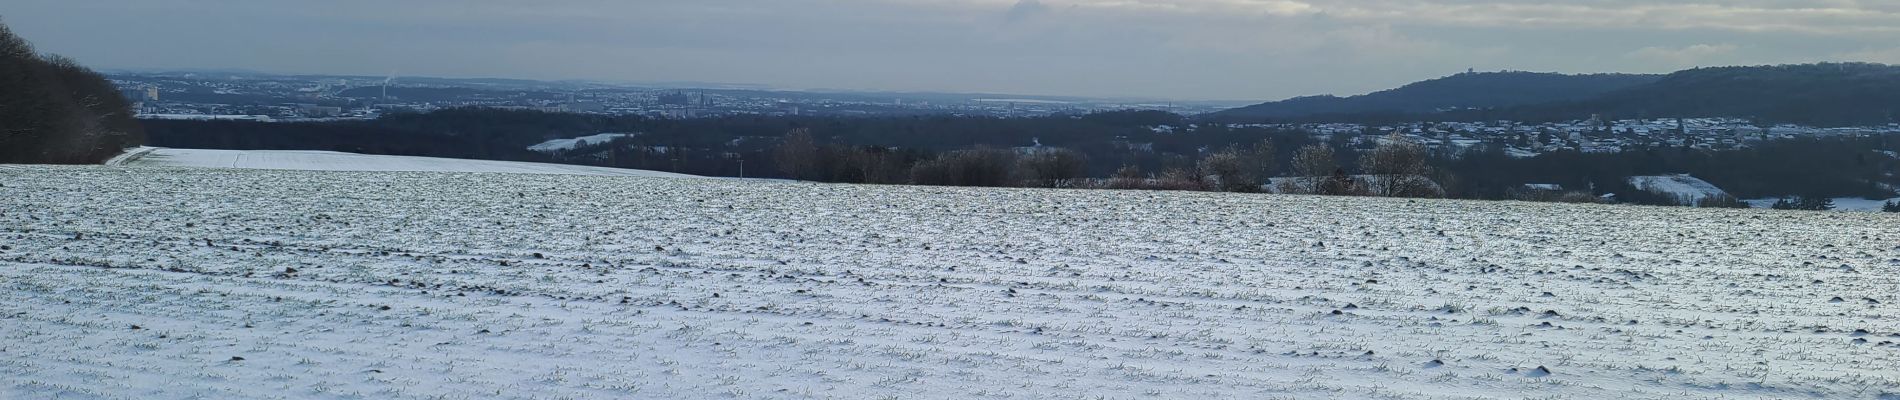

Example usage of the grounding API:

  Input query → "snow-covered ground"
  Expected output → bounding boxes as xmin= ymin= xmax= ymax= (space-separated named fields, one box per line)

xmin=526 ymin=133 xmax=637 ymax=153
xmin=1627 ymin=174 xmax=1731 ymax=204
xmin=3 ymin=167 xmax=1899 ymax=399
xmin=115 ymin=147 xmax=694 ymax=177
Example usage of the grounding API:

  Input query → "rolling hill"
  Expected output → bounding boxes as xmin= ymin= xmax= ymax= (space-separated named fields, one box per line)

xmin=1515 ymin=63 xmax=1900 ymax=126
xmin=1214 ymin=63 xmax=1900 ymax=127
xmin=1210 ymin=71 xmax=1660 ymax=120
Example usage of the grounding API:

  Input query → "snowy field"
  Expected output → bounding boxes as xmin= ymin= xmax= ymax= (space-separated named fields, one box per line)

xmin=3 ymin=166 xmax=1900 ymax=399
xmin=112 ymin=147 xmax=694 ymax=177
xmin=1627 ymin=174 xmax=1731 ymax=204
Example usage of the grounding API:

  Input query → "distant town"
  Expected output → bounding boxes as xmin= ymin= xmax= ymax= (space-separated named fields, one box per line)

xmin=107 ymin=71 xmax=1246 ymax=122
xmin=109 ymin=71 xmax=1900 ymax=162
xmin=1239 ymin=118 xmax=1900 ymax=159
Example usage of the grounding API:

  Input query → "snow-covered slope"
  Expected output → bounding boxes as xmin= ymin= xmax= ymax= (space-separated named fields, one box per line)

xmin=119 ymin=147 xmax=694 ymax=177
xmin=3 ymin=167 xmax=1899 ymax=399
xmin=1627 ymin=174 xmax=1731 ymax=204
xmin=527 ymin=133 xmax=637 ymax=153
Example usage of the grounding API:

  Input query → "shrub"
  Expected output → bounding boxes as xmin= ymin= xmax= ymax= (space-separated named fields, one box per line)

xmin=1772 ymin=196 xmax=1835 ymax=211
xmin=1016 ymin=148 xmax=1090 ymax=188
xmin=909 ymin=148 xmax=1017 ymax=187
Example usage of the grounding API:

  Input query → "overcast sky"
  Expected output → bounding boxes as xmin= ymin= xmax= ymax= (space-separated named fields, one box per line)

xmin=7 ymin=0 xmax=1900 ymax=100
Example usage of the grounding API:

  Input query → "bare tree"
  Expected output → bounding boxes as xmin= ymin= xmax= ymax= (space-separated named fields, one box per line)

xmin=1277 ymin=144 xmax=1338 ymax=194
xmin=0 ymin=19 xmax=144 ymax=164
xmin=1248 ymin=139 xmax=1277 ymax=179
xmin=1290 ymin=144 xmax=1336 ymax=178
xmin=773 ymin=128 xmax=817 ymax=180
xmin=1016 ymin=148 xmax=1090 ymax=188
xmin=1198 ymin=147 xmax=1258 ymax=192
xmin=1316 ymin=168 xmax=1368 ymax=196
xmin=1359 ymin=133 xmax=1440 ymax=197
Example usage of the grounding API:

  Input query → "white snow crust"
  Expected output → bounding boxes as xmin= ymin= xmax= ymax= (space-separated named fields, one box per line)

xmin=2 ymin=167 xmax=1898 ymax=399
xmin=119 ymin=147 xmax=693 ymax=177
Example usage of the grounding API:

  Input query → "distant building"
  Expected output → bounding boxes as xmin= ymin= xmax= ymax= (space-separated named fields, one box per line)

xmin=657 ymin=92 xmax=691 ymax=106
xmin=144 ymin=86 xmax=160 ymax=102
xmin=561 ymin=102 xmax=606 ymax=113
xmin=297 ymin=104 xmax=344 ymax=118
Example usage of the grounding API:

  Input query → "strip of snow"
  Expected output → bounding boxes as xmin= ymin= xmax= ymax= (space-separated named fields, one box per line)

xmin=136 ymin=113 xmax=274 ymax=122
xmin=101 ymin=146 xmax=158 ymax=166
xmin=527 ymin=133 xmax=637 ymax=152
xmin=124 ymin=147 xmax=696 ymax=177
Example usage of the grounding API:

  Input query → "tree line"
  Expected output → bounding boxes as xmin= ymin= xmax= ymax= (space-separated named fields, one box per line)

xmin=0 ymin=20 xmax=143 ymax=163
xmin=142 ymin=107 xmax=1899 ymax=207
xmin=769 ymin=126 xmax=1444 ymax=199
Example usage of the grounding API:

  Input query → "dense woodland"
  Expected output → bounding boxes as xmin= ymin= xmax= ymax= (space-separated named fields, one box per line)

xmin=0 ymin=20 xmax=143 ymax=163
xmin=145 ymin=107 xmax=1900 ymax=205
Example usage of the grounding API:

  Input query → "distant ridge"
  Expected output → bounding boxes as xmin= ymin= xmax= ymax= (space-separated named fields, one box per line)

xmin=1509 ymin=63 xmax=1900 ymax=126
xmin=1212 ymin=63 xmax=1900 ymax=127
xmin=1210 ymin=71 xmax=1660 ymax=120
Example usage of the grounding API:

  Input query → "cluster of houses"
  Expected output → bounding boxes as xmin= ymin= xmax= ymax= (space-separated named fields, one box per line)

xmin=1234 ymin=117 xmax=1900 ymax=159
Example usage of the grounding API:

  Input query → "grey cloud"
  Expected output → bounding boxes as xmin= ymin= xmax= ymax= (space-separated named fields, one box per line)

xmin=1005 ymin=0 xmax=1050 ymax=23
xmin=3 ymin=0 xmax=1898 ymax=100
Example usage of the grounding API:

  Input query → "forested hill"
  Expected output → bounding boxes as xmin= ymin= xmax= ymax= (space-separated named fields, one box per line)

xmin=0 ymin=20 xmax=143 ymax=163
xmin=1208 ymin=71 xmax=1661 ymax=121
xmin=1498 ymin=63 xmax=1900 ymax=126
xmin=1214 ymin=63 xmax=1900 ymax=127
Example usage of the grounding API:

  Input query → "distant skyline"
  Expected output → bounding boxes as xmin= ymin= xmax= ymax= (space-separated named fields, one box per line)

xmin=7 ymin=1 xmax=1900 ymax=100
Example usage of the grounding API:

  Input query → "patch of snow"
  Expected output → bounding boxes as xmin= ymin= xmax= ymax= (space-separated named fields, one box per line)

xmin=101 ymin=146 xmax=158 ymax=166
xmin=125 ymin=147 xmax=695 ymax=177
xmin=527 ymin=133 xmax=638 ymax=153
xmin=1627 ymin=174 xmax=1730 ymax=204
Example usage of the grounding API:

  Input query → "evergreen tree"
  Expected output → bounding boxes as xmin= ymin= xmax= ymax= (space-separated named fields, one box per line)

xmin=1770 ymin=197 xmax=1798 ymax=210
xmin=1800 ymin=196 xmax=1836 ymax=211
xmin=1775 ymin=195 xmax=1835 ymax=211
